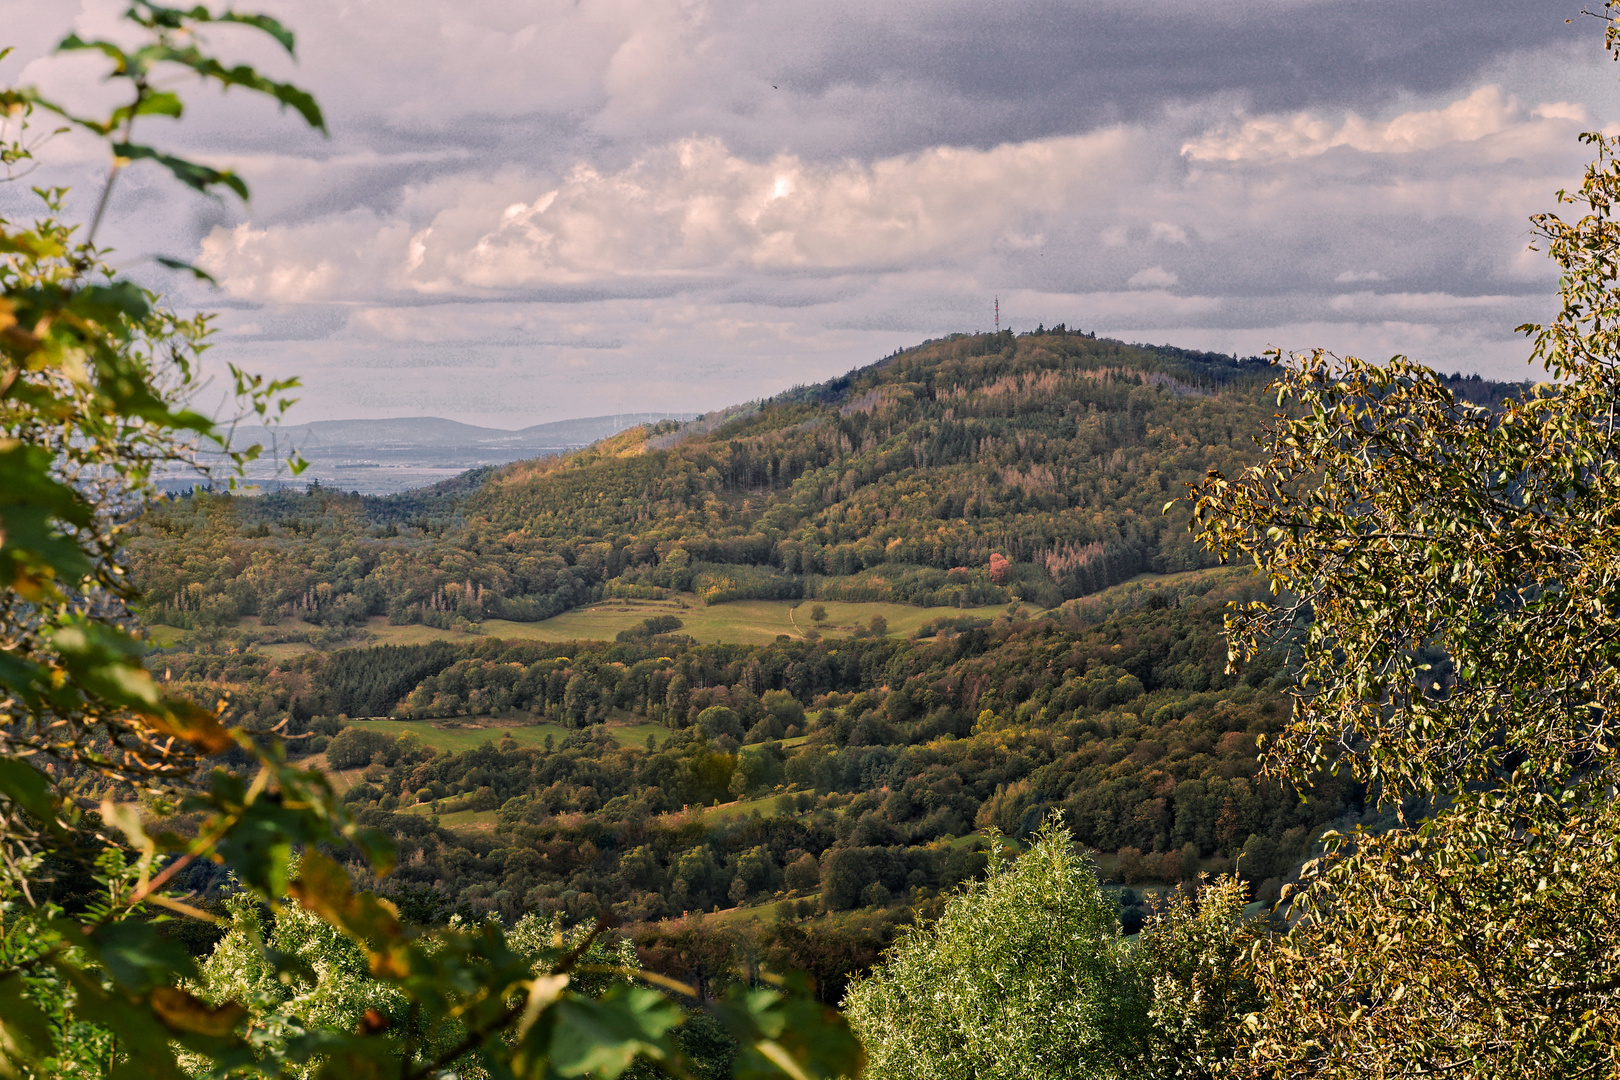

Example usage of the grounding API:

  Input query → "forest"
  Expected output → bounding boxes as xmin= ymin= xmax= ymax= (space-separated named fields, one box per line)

xmin=141 ymin=566 xmax=1355 ymax=996
xmin=116 ymin=333 xmax=1398 ymax=998
xmin=125 ymin=331 xmax=1511 ymax=637
xmin=8 ymin=4 xmax=1620 ymax=1078
xmin=109 ymin=325 xmax=1524 ymax=1073
xmin=123 ymin=330 xmax=1274 ymax=631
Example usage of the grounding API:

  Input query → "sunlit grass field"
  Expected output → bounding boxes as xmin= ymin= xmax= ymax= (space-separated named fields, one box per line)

xmin=371 ymin=594 xmax=1022 ymax=648
xmin=694 ymin=790 xmax=797 ymax=824
xmin=162 ymin=568 xmax=1237 ymax=661
xmin=207 ymin=593 xmax=1026 ymax=660
xmin=402 ymin=805 xmax=498 ymax=829
xmin=345 ymin=716 xmax=671 ymax=753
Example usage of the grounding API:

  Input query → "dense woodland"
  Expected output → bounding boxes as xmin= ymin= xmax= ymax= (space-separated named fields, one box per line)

xmin=126 ymin=333 xmax=1521 ymax=1002
xmin=127 ymin=330 xmax=1275 ymax=629
xmin=145 ymin=568 xmax=1345 ymax=999
xmin=11 ymin=5 xmax=1615 ymax=1074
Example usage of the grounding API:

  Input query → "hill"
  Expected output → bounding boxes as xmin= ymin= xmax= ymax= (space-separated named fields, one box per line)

xmin=461 ymin=332 xmax=1269 ymax=607
xmin=129 ymin=329 xmax=1531 ymax=646
xmin=128 ymin=329 xmax=1283 ymax=630
xmin=136 ymin=330 xmax=1532 ymax=998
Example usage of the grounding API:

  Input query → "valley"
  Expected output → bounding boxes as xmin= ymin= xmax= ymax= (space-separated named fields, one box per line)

xmin=5 ymin=4 xmax=1605 ymax=1072
xmin=130 ymin=329 xmax=1521 ymax=1021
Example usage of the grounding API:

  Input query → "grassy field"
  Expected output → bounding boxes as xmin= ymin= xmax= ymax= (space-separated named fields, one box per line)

xmin=401 ymin=805 xmax=499 ymax=830
xmin=143 ymin=625 xmax=186 ymax=647
xmin=195 ymin=594 xmax=1028 ymax=660
xmin=696 ymin=790 xmax=797 ymax=824
xmin=156 ymin=571 xmax=1240 ymax=663
xmin=435 ymin=595 xmax=1021 ymax=647
xmin=346 ymin=716 xmax=672 ymax=754
xmin=1117 ymin=568 xmax=1235 ymax=590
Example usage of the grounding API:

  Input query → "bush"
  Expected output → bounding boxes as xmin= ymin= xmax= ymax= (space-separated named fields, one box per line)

xmin=692 ymin=562 xmax=803 ymax=605
xmin=616 ymin=614 xmax=684 ymax=641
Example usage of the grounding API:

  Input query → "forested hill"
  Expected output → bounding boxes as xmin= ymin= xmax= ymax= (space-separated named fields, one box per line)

xmin=126 ymin=331 xmax=1533 ymax=1013
xmin=465 ymin=330 xmax=1268 ymax=608
xmin=128 ymin=330 xmax=1528 ymax=630
xmin=129 ymin=330 xmax=1284 ymax=626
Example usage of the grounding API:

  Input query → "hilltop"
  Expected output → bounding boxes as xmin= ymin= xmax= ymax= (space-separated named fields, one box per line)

xmin=129 ymin=329 xmax=1285 ymax=631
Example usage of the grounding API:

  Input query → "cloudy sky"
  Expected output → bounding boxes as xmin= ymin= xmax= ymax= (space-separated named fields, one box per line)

xmin=1 ymin=1 xmax=1613 ymax=426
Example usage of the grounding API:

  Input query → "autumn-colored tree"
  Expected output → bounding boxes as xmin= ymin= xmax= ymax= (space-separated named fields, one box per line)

xmin=0 ymin=8 xmax=859 ymax=1079
xmin=1189 ymin=13 xmax=1620 ymax=1073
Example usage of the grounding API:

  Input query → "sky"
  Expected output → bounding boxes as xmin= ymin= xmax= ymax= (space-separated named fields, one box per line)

xmin=1 ymin=1 xmax=1614 ymax=426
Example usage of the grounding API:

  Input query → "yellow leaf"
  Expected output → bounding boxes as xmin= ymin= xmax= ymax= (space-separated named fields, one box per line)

xmin=149 ymin=987 xmax=246 ymax=1038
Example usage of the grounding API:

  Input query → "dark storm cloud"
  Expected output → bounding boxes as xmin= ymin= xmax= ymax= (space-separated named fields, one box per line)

xmin=852 ymin=0 xmax=1585 ymax=130
xmin=569 ymin=0 xmax=1593 ymax=158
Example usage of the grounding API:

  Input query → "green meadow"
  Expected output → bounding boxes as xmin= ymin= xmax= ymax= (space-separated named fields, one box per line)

xmin=390 ymin=594 xmax=1023 ymax=647
xmin=345 ymin=716 xmax=672 ymax=754
xmin=215 ymin=593 xmax=1029 ymax=660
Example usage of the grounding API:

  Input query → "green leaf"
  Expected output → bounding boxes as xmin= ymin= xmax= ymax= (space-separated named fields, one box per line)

xmin=0 ymin=758 xmax=65 ymax=836
xmin=56 ymin=33 xmax=131 ymax=72
xmin=132 ymin=2 xmax=298 ymax=53
xmin=0 ymin=442 xmax=94 ymax=529
xmin=136 ymin=49 xmax=325 ymax=132
xmin=112 ymin=142 xmax=249 ymax=200
xmin=69 ymin=280 xmax=152 ymax=323
xmin=45 ymin=617 xmax=166 ymax=714
xmin=0 ymin=652 xmax=47 ymax=708
xmin=549 ymin=987 xmax=682 ymax=1077
xmin=84 ymin=920 xmax=200 ymax=994
xmin=0 ymin=973 xmax=56 ymax=1080
xmin=214 ymin=11 xmax=297 ymax=53
xmin=211 ymin=802 xmax=295 ymax=896
xmin=134 ymin=90 xmax=183 ymax=117
xmin=154 ymin=255 xmax=218 ymax=284
xmin=720 ymin=979 xmax=865 ymax=1080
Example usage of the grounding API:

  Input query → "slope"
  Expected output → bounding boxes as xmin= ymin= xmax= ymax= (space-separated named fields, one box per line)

xmin=126 ymin=330 xmax=1527 ymax=642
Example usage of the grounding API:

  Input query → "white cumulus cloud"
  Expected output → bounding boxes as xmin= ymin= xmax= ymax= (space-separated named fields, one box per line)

xmin=200 ymin=128 xmax=1147 ymax=296
xmin=1181 ymin=86 xmax=1587 ymax=162
xmin=1128 ymin=266 xmax=1179 ymax=289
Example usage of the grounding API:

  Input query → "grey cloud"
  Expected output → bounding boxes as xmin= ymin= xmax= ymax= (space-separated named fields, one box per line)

xmin=574 ymin=0 xmax=1595 ymax=159
xmin=3 ymin=1 xmax=1607 ymax=427
xmin=222 ymin=307 xmax=351 ymax=343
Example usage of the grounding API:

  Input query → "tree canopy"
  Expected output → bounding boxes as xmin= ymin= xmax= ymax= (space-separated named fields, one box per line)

xmin=1188 ymin=13 xmax=1620 ymax=1072
xmin=0 ymin=8 xmax=858 ymax=1080
xmin=844 ymin=820 xmax=1256 ymax=1080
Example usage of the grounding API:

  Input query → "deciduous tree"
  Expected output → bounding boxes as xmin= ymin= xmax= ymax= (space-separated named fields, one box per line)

xmin=0 ymin=8 xmax=860 ymax=1079
xmin=1189 ymin=12 xmax=1620 ymax=1073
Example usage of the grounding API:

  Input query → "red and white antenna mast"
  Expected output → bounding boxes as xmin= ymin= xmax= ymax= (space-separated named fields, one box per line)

xmin=994 ymin=296 xmax=999 ymax=332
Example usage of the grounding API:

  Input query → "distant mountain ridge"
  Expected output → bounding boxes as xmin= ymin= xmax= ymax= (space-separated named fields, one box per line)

xmin=234 ymin=412 xmax=695 ymax=452
xmin=181 ymin=412 xmax=696 ymax=495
